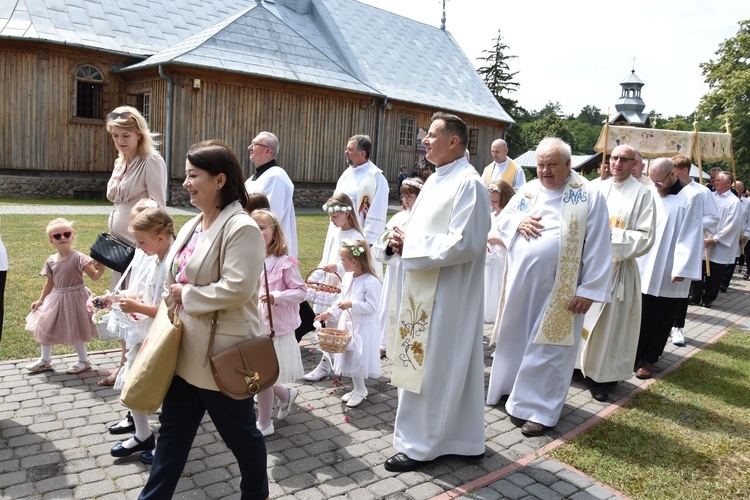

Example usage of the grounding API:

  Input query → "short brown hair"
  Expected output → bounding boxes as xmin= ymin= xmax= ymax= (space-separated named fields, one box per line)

xmin=672 ymin=154 xmax=691 ymax=170
xmin=431 ymin=112 xmax=468 ymax=149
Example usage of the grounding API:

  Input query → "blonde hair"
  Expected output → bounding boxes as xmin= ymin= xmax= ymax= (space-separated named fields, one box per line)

xmin=251 ymin=209 xmax=288 ymax=257
xmin=131 ymin=197 xmax=160 ymax=219
xmin=325 ymin=193 xmax=364 ymax=237
xmin=105 ymin=105 xmax=160 ymax=163
xmin=340 ymin=238 xmax=379 ymax=278
xmin=46 ymin=217 xmax=73 ymax=235
xmin=128 ymin=208 xmax=175 ymax=240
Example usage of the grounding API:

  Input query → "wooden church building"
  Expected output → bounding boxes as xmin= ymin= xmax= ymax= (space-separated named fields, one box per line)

xmin=0 ymin=0 xmax=513 ymax=204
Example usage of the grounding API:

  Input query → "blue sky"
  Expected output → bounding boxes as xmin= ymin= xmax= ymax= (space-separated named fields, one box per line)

xmin=360 ymin=0 xmax=749 ymax=119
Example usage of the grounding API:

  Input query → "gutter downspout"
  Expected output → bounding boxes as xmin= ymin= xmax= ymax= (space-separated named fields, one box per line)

xmin=158 ymin=65 xmax=173 ymax=204
xmin=374 ymin=97 xmax=386 ymax=166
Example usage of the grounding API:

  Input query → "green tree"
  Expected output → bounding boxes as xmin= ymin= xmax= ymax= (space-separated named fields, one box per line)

xmin=522 ymin=113 xmax=576 ymax=152
xmin=577 ymin=105 xmax=605 ymax=126
xmin=477 ymin=29 xmax=520 ymax=114
xmin=698 ymin=20 xmax=750 ymax=181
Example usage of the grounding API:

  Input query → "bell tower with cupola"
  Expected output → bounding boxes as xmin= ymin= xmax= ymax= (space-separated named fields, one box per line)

xmin=609 ymin=69 xmax=651 ymax=127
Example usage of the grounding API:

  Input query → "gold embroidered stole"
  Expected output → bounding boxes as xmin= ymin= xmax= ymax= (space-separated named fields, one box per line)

xmin=533 ymin=170 xmax=589 ymax=346
xmin=392 ymin=164 xmax=472 ymax=393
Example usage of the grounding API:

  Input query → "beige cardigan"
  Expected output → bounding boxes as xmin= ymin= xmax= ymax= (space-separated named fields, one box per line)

xmin=163 ymin=201 xmax=265 ymax=390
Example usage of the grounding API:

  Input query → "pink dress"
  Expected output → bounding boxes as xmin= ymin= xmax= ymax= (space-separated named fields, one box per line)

xmin=31 ymin=251 xmax=97 ymax=346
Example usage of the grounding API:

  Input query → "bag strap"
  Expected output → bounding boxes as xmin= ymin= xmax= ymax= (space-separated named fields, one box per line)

xmin=112 ymin=257 xmax=135 ymax=293
xmin=263 ymin=262 xmax=275 ymax=339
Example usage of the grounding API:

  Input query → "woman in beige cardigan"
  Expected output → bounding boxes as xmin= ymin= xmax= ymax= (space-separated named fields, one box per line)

xmin=139 ymin=140 xmax=268 ymax=499
xmin=101 ymin=106 xmax=168 ymax=387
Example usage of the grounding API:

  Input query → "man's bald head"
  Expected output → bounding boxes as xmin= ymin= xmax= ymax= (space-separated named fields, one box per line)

xmin=491 ymin=139 xmax=508 ymax=164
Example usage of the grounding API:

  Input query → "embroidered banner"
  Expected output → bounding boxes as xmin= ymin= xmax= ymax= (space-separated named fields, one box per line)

xmin=695 ymin=131 xmax=733 ymax=162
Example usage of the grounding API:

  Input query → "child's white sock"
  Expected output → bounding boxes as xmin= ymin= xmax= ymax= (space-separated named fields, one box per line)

xmin=73 ymin=342 xmax=89 ymax=363
xmin=352 ymin=376 xmax=367 ymax=396
xmin=41 ymin=345 xmax=52 ymax=361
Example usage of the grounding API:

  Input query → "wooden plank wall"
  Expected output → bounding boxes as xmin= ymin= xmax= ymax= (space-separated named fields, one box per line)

xmin=0 ymin=43 xmax=128 ymax=173
xmin=1 ymin=44 xmax=508 ymax=187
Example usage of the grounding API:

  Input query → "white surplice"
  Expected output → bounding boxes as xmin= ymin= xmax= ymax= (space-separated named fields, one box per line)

xmin=245 ymin=165 xmax=297 ymax=256
xmin=637 ymin=182 xmax=704 ymax=298
xmin=580 ymin=176 xmax=655 ymax=383
xmin=392 ymin=158 xmax=490 ymax=461
xmin=707 ymin=190 xmax=742 ymax=265
xmin=331 ymin=160 xmax=389 ymax=245
xmin=484 ymin=210 xmax=507 ymax=323
xmin=487 ymin=175 xmax=612 ymax=427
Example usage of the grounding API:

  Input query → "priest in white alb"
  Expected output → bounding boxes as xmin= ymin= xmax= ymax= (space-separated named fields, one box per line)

xmin=330 ymin=134 xmax=389 ymax=245
xmin=579 ymin=145 xmax=655 ymax=402
xmin=487 ymin=137 xmax=612 ymax=437
xmin=383 ymin=112 xmax=490 ymax=472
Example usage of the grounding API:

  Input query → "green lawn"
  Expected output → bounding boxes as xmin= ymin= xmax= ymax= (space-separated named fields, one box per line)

xmin=549 ymin=329 xmax=750 ymax=499
xmin=0 ymin=212 xmax=329 ymax=361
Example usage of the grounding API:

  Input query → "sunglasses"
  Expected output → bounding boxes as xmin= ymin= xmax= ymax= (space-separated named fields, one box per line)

xmin=107 ymin=111 xmax=132 ymax=121
xmin=51 ymin=231 xmax=72 ymax=240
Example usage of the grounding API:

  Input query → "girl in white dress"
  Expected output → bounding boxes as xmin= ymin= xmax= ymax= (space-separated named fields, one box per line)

xmin=314 ymin=238 xmax=382 ymax=407
xmin=372 ymin=176 xmax=423 ymax=357
xmin=304 ymin=193 xmax=365 ymax=381
xmin=484 ymin=180 xmax=515 ymax=323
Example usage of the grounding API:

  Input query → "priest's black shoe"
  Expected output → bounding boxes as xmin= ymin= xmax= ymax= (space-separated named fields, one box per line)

xmin=521 ymin=421 xmax=550 ymax=437
xmin=108 ymin=412 xmax=135 ymax=435
xmin=385 ymin=453 xmax=429 ymax=472
xmin=590 ymin=384 xmax=609 ymax=402
xmin=111 ymin=434 xmax=155 ymax=458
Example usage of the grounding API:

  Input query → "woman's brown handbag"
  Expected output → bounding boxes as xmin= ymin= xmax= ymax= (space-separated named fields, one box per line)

xmin=205 ymin=263 xmax=279 ymax=400
xmin=90 ymin=232 xmax=136 ymax=273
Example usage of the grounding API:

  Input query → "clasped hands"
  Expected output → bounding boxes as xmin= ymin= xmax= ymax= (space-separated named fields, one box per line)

xmin=387 ymin=226 xmax=405 ymax=255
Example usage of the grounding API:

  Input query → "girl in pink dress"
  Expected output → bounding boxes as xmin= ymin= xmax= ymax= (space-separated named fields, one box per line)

xmin=26 ymin=218 xmax=105 ymax=374
xmin=251 ymin=209 xmax=307 ymax=437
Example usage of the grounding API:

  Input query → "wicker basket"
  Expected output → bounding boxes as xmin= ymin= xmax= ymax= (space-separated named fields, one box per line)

xmin=305 ymin=267 xmax=342 ymax=307
xmin=95 ymin=316 xmax=119 ymax=342
xmin=316 ymin=328 xmax=351 ymax=353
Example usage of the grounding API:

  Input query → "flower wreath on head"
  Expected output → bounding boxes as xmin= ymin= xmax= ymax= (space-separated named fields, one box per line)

xmin=342 ymin=239 xmax=366 ymax=257
xmin=322 ymin=203 xmax=354 ymax=213
xmin=402 ymin=179 xmax=423 ymax=190
xmin=487 ymin=184 xmax=501 ymax=194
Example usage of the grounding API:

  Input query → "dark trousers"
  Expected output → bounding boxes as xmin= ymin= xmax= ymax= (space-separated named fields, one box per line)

xmin=139 ymin=376 xmax=268 ymax=500
xmin=672 ymin=295 xmax=690 ymax=329
xmin=721 ymin=262 xmax=736 ymax=288
xmin=689 ymin=260 xmax=725 ymax=305
xmin=637 ymin=294 xmax=681 ymax=365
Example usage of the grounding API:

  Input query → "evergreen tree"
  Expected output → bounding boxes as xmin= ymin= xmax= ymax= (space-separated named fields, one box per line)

xmin=477 ymin=29 xmax=520 ymax=114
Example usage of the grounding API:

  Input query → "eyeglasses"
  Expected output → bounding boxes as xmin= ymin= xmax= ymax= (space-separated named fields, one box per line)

xmin=51 ymin=231 xmax=72 ymax=240
xmin=653 ymin=169 xmax=674 ymax=187
xmin=107 ymin=111 xmax=132 ymax=121
xmin=250 ymin=142 xmax=270 ymax=149
xmin=610 ymin=155 xmax=635 ymax=163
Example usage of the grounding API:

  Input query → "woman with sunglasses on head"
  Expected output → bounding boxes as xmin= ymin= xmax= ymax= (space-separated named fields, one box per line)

xmin=101 ymin=106 xmax=168 ymax=386
xmin=25 ymin=218 xmax=105 ymax=373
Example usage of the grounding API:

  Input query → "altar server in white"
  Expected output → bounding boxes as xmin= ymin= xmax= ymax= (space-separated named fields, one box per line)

xmin=634 ymin=158 xmax=704 ymax=379
xmin=245 ymin=131 xmax=297 ymax=255
xmin=487 ymin=137 xmax=612 ymax=437
xmin=580 ymin=145 xmax=655 ymax=402
xmin=383 ymin=112 xmax=489 ymax=472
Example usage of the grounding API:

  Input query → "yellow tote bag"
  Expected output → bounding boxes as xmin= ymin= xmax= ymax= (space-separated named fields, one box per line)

xmin=120 ymin=301 xmax=182 ymax=413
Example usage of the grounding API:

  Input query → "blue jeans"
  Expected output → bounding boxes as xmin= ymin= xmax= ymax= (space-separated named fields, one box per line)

xmin=139 ymin=376 xmax=268 ymax=499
